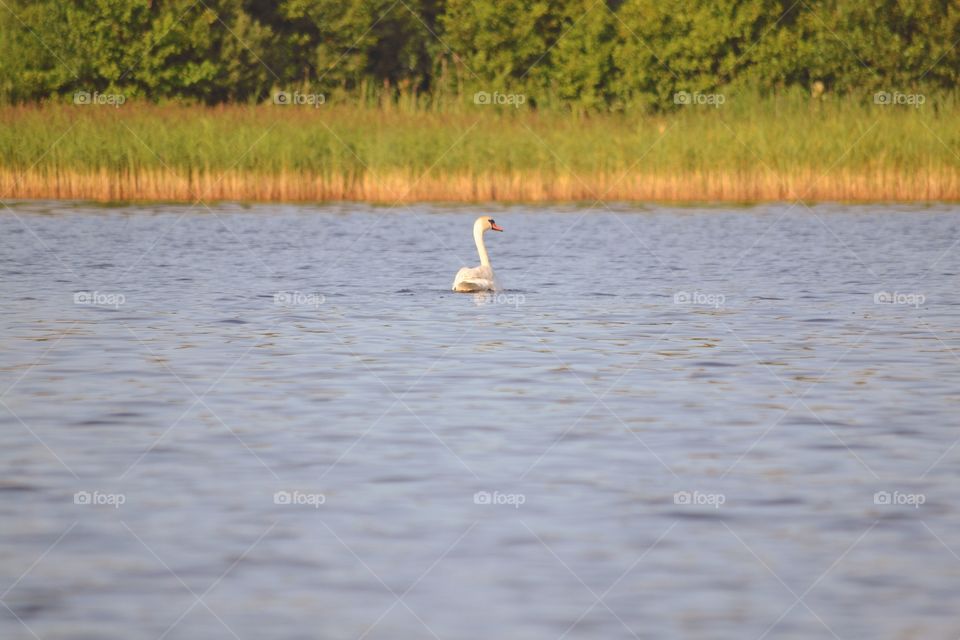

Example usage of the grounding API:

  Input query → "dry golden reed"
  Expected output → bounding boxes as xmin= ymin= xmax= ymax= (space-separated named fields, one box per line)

xmin=4 ymin=168 xmax=960 ymax=202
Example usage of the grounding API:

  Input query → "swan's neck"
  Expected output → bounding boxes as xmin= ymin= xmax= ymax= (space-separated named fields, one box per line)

xmin=474 ymin=225 xmax=490 ymax=267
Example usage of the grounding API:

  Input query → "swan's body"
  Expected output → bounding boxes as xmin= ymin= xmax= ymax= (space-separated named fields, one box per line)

xmin=452 ymin=216 xmax=503 ymax=292
xmin=452 ymin=264 xmax=496 ymax=292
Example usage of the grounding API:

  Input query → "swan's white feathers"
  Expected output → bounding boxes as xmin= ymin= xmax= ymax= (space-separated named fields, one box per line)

xmin=452 ymin=265 xmax=497 ymax=292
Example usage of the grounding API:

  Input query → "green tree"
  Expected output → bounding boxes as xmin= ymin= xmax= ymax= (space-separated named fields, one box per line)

xmin=611 ymin=0 xmax=783 ymax=110
xmin=278 ymin=0 xmax=439 ymax=100
xmin=1 ymin=0 xmax=276 ymax=102
xmin=1 ymin=0 xmax=958 ymax=108
xmin=440 ymin=0 xmax=567 ymax=104
xmin=550 ymin=0 xmax=619 ymax=112
xmin=763 ymin=0 xmax=960 ymax=94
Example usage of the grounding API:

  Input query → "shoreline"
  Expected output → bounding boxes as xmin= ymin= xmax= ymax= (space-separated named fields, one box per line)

xmin=4 ymin=169 xmax=960 ymax=203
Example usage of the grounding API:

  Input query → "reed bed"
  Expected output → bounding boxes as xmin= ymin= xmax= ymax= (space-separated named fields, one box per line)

xmin=1 ymin=98 xmax=958 ymax=202
xmin=6 ymin=168 xmax=960 ymax=202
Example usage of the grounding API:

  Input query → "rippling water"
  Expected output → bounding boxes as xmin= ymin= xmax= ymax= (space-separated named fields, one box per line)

xmin=1 ymin=201 xmax=959 ymax=639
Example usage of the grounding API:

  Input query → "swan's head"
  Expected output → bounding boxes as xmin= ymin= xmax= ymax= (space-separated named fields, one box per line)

xmin=475 ymin=216 xmax=503 ymax=233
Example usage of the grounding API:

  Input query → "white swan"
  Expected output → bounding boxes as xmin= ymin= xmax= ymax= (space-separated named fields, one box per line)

xmin=452 ymin=216 xmax=503 ymax=292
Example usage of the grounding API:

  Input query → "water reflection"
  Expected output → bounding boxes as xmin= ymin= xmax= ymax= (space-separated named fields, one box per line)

xmin=1 ymin=202 xmax=959 ymax=639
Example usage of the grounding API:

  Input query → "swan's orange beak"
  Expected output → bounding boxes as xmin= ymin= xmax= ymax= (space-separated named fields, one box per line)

xmin=491 ymin=222 xmax=503 ymax=232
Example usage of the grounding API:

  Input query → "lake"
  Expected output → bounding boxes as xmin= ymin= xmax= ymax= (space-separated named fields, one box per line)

xmin=1 ymin=201 xmax=959 ymax=639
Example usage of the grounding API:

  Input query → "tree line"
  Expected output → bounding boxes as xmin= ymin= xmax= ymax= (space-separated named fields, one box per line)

xmin=1 ymin=0 xmax=957 ymax=111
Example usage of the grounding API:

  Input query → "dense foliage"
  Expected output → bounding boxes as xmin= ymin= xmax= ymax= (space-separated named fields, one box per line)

xmin=1 ymin=0 xmax=957 ymax=110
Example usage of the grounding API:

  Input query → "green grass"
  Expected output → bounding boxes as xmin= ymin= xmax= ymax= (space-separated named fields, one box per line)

xmin=2 ymin=93 xmax=959 ymax=201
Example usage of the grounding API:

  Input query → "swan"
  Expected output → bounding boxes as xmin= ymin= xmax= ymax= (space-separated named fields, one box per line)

xmin=452 ymin=216 xmax=503 ymax=292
